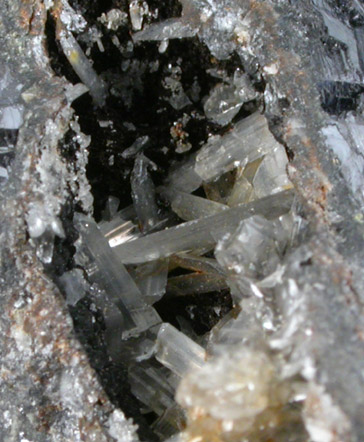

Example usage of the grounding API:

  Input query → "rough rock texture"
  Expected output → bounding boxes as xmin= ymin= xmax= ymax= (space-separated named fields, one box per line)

xmin=0 ymin=1 xmax=137 ymax=441
xmin=237 ymin=3 xmax=364 ymax=441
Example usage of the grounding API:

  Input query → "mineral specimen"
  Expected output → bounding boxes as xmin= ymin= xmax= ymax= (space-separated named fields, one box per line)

xmin=3 ymin=0 xmax=364 ymax=441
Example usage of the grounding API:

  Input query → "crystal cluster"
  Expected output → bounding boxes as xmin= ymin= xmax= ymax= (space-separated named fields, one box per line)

xmin=52 ymin=1 xmax=312 ymax=441
xmin=62 ymin=96 xmax=298 ymax=440
xmin=2 ymin=0 xmax=364 ymax=439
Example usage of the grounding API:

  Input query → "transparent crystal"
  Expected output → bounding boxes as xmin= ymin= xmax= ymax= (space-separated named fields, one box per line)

xmin=162 ymin=187 xmax=228 ymax=221
xmin=233 ymin=69 xmax=258 ymax=102
xmin=207 ymin=296 xmax=274 ymax=355
xmin=34 ymin=230 xmax=55 ymax=264
xmin=59 ymin=29 xmax=107 ymax=106
xmin=166 ymin=153 xmax=202 ymax=193
xmin=253 ymin=144 xmax=292 ymax=199
xmin=169 ymin=253 xmax=225 ymax=276
xmin=166 ymin=272 xmax=227 ymax=297
xmin=133 ymin=18 xmax=198 ymax=42
xmin=195 ymin=113 xmax=282 ymax=182
xmin=179 ymin=0 xmax=247 ymax=60
xmin=58 ymin=268 xmax=87 ymax=306
xmin=106 ymin=325 xmax=160 ymax=363
xmin=155 ymin=323 xmax=206 ymax=377
xmin=113 ymin=189 xmax=294 ymax=264
xmin=74 ymin=213 xmax=161 ymax=338
xmin=227 ymin=173 xmax=254 ymax=206
xmin=99 ymin=9 xmax=128 ymax=31
xmin=163 ymin=77 xmax=192 ymax=110
xmin=164 ymin=435 xmax=183 ymax=442
xmin=152 ymin=404 xmax=186 ymax=440
xmin=100 ymin=216 xmax=140 ymax=248
xmin=131 ymin=154 xmax=159 ymax=232
xmin=129 ymin=365 xmax=176 ymax=415
xmin=203 ymin=83 xmax=243 ymax=126
xmin=121 ymin=135 xmax=150 ymax=159
xmin=215 ymin=215 xmax=281 ymax=280
xmin=101 ymin=196 xmax=120 ymax=221
xmin=64 ymin=83 xmax=89 ymax=103
xmin=134 ymin=259 xmax=169 ymax=304
xmin=203 ymin=169 xmax=237 ymax=204
xmin=129 ymin=0 xmax=148 ymax=31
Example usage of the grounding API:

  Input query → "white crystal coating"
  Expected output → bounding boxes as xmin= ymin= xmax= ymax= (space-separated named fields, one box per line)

xmin=304 ymin=383 xmax=351 ymax=442
xmin=129 ymin=0 xmax=149 ymax=31
xmin=107 ymin=409 xmax=139 ymax=442
xmin=99 ymin=9 xmax=128 ymax=31
xmin=176 ymin=348 xmax=274 ymax=421
xmin=59 ymin=0 xmax=87 ymax=33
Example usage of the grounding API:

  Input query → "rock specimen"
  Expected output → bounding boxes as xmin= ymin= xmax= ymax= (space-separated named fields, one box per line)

xmin=1 ymin=0 xmax=364 ymax=441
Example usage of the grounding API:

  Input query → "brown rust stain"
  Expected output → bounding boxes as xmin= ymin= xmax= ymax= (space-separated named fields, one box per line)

xmin=19 ymin=0 xmax=46 ymax=35
xmin=245 ymin=0 xmax=334 ymax=221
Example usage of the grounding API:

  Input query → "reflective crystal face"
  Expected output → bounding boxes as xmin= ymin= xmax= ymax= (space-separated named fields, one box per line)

xmin=47 ymin=1 xmax=317 ymax=441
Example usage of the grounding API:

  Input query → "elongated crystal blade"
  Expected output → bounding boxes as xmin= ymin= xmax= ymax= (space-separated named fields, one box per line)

xmin=253 ymin=145 xmax=292 ymax=199
xmin=113 ymin=189 xmax=294 ymax=264
xmin=134 ymin=259 xmax=169 ymax=304
xmin=166 ymin=153 xmax=202 ymax=193
xmin=74 ymin=214 xmax=161 ymax=338
xmin=131 ymin=154 xmax=159 ymax=233
xmin=169 ymin=253 xmax=225 ymax=275
xmin=133 ymin=18 xmax=198 ymax=42
xmin=167 ymin=273 xmax=227 ymax=297
xmin=155 ymin=323 xmax=206 ymax=377
xmin=59 ymin=30 xmax=107 ymax=106
xmin=195 ymin=112 xmax=282 ymax=182
xmin=162 ymin=187 xmax=228 ymax=221
xmin=99 ymin=216 xmax=140 ymax=248
xmin=129 ymin=365 xmax=176 ymax=416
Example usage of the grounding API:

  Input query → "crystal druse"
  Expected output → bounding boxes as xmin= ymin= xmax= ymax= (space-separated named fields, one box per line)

xmin=1 ymin=0 xmax=364 ymax=441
